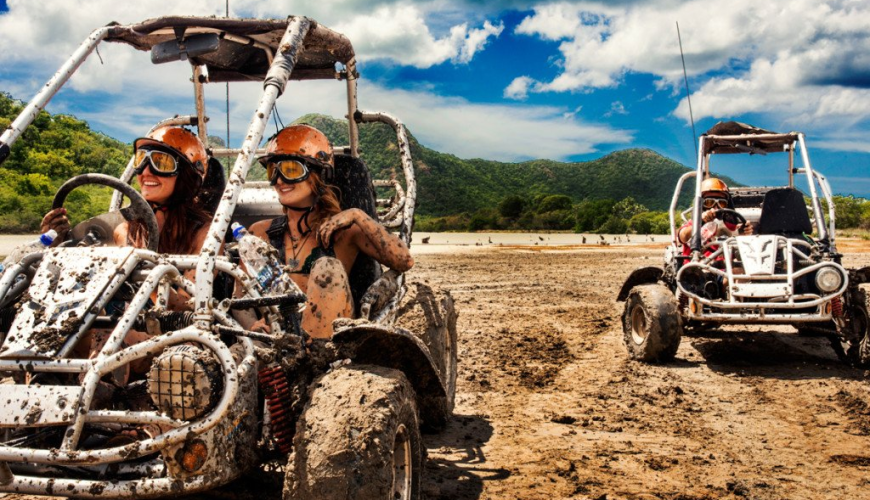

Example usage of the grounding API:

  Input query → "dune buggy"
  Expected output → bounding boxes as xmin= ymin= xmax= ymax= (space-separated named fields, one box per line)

xmin=617 ymin=122 xmax=870 ymax=366
xmin=0 ymin=15 xmax=457 ymax=499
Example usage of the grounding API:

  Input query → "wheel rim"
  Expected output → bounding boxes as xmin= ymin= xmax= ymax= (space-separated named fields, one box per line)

xmin=630 ymin=304 xmax=648 ymax=345
xmin=392 ymin=424 xmax=412 ymax=500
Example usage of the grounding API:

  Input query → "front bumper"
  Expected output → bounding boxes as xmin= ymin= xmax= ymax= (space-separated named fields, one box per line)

xmin=677 ymin=236 xmax=847 ymax=323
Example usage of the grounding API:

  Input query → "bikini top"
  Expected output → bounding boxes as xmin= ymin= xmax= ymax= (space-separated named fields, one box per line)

xmin=265 ymin=216 xmax=336 ymax=275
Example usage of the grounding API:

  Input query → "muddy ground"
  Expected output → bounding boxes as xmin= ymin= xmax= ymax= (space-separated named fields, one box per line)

xmin=4 ymin=241 xmax=870 ymax=500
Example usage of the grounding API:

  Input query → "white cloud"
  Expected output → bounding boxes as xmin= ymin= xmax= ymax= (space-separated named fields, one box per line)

xmin=604 ymin=101 xmax=627 ymax=117
xmin=504 ymin=76 xmax=534 ymax=100
xmin=512 ymin=0 xmax=870 ymax=142
xmin=333 ymin=5 xmax=502 ymax=67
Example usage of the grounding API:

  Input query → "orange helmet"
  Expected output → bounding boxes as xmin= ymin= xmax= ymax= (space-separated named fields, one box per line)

xmin=701 ymin=177 xmax=728 ymax=195
xmin=134 ymin=126 xmax=207 ymax=176
xmin=259 ymin=124 xmax=333 ymax=169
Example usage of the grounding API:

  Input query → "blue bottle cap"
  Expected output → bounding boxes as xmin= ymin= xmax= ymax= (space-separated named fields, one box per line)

xmin=231 ymin=222 xmax=246 ymax=241
xmin=40 ymin=230 xmax=57 ymax=246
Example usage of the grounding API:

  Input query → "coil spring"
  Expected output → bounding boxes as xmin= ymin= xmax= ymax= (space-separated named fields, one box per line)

xmin=258 ymin=364 xmax=294 ymax=454
xmin=832 ymin=296 xmax=844 ymax=318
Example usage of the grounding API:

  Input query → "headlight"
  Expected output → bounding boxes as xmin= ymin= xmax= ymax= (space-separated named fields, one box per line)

xmin=148 ymin=345 xmax=222 ymax=420
xmin=815 ymin=267 xmax=843 ymax=293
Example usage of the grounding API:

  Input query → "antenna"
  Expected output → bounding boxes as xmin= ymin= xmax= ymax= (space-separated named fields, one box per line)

xmin=676 ymin=22 xmax=697 ymax=160
xmin=225 ymin=0 xmax=230 ymax=158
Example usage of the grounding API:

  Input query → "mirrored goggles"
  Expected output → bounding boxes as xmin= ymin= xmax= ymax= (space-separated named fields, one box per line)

xmin=265 ymin=158 xmax=311 ymax=185
xmin=702 ymin=197 xmax=728 ymax=209
xmin=133 ymin=148 xmax=181 ymax=177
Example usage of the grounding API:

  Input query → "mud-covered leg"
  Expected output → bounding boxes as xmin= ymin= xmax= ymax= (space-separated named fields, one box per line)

xmin=302 ymin=257 xmax=353 ymax=338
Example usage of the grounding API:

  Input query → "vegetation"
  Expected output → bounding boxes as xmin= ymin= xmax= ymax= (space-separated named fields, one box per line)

xmin=0 ymin=93 xmax=129 ymax=231
xmin=2 ymin=96 xmax=870 ymax=235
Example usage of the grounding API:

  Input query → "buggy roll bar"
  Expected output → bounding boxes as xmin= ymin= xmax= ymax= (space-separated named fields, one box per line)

xmin=193 ymin=17 xmax=312 ymax=327
xmin=685 ymin=132 xmax=836 ymax=255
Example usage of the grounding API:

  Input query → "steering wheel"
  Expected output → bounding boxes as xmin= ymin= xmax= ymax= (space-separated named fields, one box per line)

xmin=52 ymin=173 xmax=159 ymax=251
xmin=713 ymin=208 xmax=747 ymax=227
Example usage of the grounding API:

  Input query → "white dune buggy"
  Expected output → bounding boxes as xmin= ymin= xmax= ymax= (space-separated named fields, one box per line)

xmin=0 ymin=16 xmax=456 ymax=499
xmin=617 ymin=122 xmax=869 ymax=366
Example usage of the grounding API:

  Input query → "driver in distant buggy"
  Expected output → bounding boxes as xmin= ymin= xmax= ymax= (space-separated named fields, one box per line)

xmin=677 ymin=177 xmax=754 ymax=256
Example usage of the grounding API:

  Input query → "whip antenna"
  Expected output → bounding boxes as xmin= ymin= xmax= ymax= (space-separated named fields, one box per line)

xmin=676 ymin=22 xmax=697 ymax=160
xmin=225 ymin=0 xmax=230 ymax=159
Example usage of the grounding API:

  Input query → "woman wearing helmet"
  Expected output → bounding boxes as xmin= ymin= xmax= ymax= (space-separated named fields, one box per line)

xmin=247 ymin=124 xmax=413 ymax=338
xmin=41 ymin=126 xmax=213 ymax=308
xmin=677 ymin=177 xmax=753 ymax=255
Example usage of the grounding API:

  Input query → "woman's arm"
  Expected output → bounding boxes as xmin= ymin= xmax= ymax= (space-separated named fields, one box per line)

xmin=319 ymin=208 xmax=414 ymax=272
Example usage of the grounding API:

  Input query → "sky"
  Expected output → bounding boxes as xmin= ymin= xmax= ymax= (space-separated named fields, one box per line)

xmin=0 ymin=0 xmax=868 ymax=197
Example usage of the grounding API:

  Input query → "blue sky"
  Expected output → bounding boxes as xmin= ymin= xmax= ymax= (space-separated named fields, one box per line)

xmin=1 ymin=0 xmax=869 ymax=197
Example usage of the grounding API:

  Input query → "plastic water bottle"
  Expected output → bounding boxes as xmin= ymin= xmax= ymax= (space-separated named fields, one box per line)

xmin=231 ymin=223 xmax=287 ymax=295
xmin=2 ymin=230 xmax=57 ymax=268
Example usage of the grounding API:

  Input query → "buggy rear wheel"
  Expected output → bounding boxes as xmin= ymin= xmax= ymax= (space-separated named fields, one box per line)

xmin=622 ymin=284 xmax=682 ymax=363
xmin=283 ymin=365 xmax=423 ymax=500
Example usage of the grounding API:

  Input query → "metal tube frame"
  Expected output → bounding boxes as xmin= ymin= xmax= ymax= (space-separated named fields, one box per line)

xmin=194 ymin=17 xmax=313 ymax=328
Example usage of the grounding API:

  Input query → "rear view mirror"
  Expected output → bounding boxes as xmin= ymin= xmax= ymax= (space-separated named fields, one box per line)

xmin=151 ymin=33 xmax=220 ymax=64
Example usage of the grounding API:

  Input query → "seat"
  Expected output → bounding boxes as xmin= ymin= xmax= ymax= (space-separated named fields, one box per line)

xmin=331 ymin=154 xmax=382 ymax=313
xmin=757 ymin=188 xmax=813 ymax=237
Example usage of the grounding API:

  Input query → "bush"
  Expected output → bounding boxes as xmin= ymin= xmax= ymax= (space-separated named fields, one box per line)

xmin=537 ymin=194 xmax=573 ymax=214
xmin=498 ymin=195 xmax=525 ymax=219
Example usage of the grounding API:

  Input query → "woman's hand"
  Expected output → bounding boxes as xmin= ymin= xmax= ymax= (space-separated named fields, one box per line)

xmin=318 ymin=209 xmax=363 ymax=247
xmin=701 ymin=208 xmax=718 ymax=223
xmin=41 ymin=207 xmax=70 ymax=244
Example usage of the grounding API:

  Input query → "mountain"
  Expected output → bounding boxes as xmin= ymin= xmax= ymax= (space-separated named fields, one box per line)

xmin=0 ymin=92 xmax=724 ymax=232
xmin=294 ymin=114 xmax=718 ymax=216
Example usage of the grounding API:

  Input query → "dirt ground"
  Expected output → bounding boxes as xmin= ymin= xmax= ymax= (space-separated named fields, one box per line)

xmin=3 ymin=240 xmax=870 ymax=500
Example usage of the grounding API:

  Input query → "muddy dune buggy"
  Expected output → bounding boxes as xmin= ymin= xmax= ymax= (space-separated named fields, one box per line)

xmin=0 ymin=16 xmax=457 ymax=499
xmin=617 ymin=122 xmax=870 ymax=366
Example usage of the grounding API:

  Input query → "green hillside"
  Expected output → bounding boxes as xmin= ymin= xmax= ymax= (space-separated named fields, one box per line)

xmin=295 ymin=114 xmax=703 ymax=215
xmin=5 ymin=95 xmax=865 ymax=234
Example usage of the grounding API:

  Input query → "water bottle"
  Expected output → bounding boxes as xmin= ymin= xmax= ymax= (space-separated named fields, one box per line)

xmin=2 ymin=230 xmax=57 ymax=268
xmin=231 ymin=223 xmax=287 ymax=295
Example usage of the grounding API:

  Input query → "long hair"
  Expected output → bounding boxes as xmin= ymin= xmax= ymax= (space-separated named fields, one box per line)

xmin=128 ymin=164 xmax=211 ymax=254
xmin=286 ymin=170 xmax=341 ymax=232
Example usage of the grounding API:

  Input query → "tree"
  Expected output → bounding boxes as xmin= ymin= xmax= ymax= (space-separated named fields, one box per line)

xmin=498 ymin=195 xmax=525 ymax=219
xmin=537 ymin=194 xmax=573 ymax=214
xmin=575 ymin=198 xmax=615 ymax=232
xmin=612 ymin=196 xmax=647 ymax=220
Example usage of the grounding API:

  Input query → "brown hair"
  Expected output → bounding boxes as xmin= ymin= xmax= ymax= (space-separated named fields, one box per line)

xmin=128 ymin=164 xmax=211 ymax=254
xmin=285 ymin=171 xmax=341 ymax=232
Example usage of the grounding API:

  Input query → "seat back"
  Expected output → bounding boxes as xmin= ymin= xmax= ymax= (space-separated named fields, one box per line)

xmin=332 ymin=154 xmax=382 ymax=312
xmin=757 ymin=188 xmax=813 ymax=236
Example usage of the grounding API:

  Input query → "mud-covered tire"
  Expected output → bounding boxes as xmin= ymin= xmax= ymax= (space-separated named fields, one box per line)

xmin=830 ymin=290 xmax=870 ymax=367
xmin=284 ymin=365 xmax=423 ymax=500
xmin=395 ymin=281 xmax=458 ymax=429
xmin=622 ymin=284 xmax=682 ymax=362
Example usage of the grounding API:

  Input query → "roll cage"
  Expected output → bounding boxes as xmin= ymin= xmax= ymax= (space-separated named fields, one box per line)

xmin=0 ymin=15 xmax=418 ymax=323
xmin=668 ymin=121 xmax=838 ymax=256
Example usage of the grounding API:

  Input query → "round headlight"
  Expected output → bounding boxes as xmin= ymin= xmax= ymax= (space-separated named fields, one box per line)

xmin=815 ymin=267 xmax=843 ymax=293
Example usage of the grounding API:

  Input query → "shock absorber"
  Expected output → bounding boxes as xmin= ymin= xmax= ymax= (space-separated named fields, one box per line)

xmin=258 ymin=364 xmax=294 ymax=454
xmin=832 ymin=296 xmax=844 ymax=318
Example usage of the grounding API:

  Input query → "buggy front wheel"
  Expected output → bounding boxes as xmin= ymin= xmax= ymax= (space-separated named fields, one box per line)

xmin=283 ymin=365 xmax=423 ymax=500
xmin=622 ymin=284 xmax=682 ymax=363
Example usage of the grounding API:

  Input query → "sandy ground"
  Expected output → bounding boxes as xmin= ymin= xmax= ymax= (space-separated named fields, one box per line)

xmin=3 ymin=238 xmax=870 ymax=499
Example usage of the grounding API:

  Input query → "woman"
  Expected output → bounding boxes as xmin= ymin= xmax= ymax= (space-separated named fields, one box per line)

xmin=42 ymin=125 xmax=212 ymax=259
xmin=39 ymin=126 xmax=213 ymax=377
xmin=248 ymin=124 xmax=413 ymax=338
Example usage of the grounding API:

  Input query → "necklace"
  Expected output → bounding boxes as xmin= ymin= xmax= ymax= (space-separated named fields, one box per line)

xmin=286 ymin=230 xmax=312 ymax=270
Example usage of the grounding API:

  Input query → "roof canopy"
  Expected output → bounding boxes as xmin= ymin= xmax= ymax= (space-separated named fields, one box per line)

xmin=702 ymin=121 xmax=800 ymax=156
xmin=105 ymin=16 xmax=355 ymax=82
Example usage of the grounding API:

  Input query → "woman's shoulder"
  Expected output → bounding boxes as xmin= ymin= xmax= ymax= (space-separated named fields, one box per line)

xmin=113 ymin=221 xmax=130 ymax=246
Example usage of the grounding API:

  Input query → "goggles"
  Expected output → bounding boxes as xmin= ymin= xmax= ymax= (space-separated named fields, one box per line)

xmin=133 ymin=147 xmax=185 ymax=177
xmin=702 ymin=197 xmax=728 ymax=209
xmin=262 ymin=156 xmax=312 ymax=185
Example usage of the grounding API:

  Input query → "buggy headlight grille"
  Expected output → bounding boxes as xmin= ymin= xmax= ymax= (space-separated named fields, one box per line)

xmin=815 ymin=267 xmax=843 ymax=293
xmin=148 ymin=345 xmax=222 ymax=421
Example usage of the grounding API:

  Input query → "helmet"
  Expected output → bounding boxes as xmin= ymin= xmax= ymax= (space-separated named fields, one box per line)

xmin=133 ymin=126 xmax=207 ymax=176
xmin=260 ymin=124 xmax=334 ymax=169
xmin=701 ymin=177 xmax=728 ymax=195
